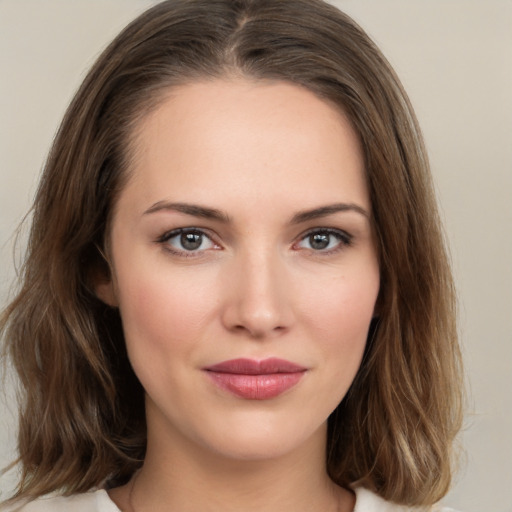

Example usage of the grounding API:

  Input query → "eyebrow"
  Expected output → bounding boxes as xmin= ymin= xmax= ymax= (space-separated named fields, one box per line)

xmin=143 ymin=201 xmax=231 ymax=222
xmin=144 ymin=201 xmax=370 ymax=224
xmin=290 ymin=203 xmax=369 ymax=224
xmin=143 ymin=201 xmax=368 ymax=224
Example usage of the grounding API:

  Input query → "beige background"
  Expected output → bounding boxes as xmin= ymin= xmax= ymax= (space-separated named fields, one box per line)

xmin=1 ymin=1 xmax=511 ymax=510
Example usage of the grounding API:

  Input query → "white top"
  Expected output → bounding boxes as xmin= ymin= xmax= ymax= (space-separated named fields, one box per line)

xmin=1 ymin=487 xmax=460 ymax=512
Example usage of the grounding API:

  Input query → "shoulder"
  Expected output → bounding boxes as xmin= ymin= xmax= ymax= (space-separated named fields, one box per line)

xmin=353 ymin=487 xmax=461 ymax=512
xmin=0 ymin=489 xmax=120 ymax=512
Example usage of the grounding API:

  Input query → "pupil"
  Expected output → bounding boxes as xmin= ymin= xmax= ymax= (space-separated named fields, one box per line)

xmin=181 ymin=232 xmax=202 ymax=250
xmin=310 ymin=233 xmax=329 ymax=250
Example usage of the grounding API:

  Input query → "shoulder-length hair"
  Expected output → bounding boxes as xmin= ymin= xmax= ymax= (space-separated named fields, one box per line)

xmin=1 ymin=0 xmax=463 ymax=506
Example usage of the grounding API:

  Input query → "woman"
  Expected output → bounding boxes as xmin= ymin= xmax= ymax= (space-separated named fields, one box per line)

xmin=0 ymin=0 xmax=463 ymax=510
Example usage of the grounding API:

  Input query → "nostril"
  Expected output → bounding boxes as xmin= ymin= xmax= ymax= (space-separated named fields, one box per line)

xmin=231 ymin=323 xmax=287 ymax=338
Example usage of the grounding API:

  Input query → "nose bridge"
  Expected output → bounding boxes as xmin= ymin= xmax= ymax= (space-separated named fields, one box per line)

xmin=223 ymin=242 xmax=292 ymax=337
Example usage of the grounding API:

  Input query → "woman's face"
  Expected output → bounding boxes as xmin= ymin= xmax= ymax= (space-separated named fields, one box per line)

xmin=98 ymin=79 xmax=380 ymax=462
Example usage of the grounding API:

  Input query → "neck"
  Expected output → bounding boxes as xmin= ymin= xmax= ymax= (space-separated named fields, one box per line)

xmin=115 ymin=416 xmax=353 ymax=512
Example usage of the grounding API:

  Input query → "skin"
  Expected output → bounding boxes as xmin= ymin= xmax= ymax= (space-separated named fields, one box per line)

xmin=99 ymin=79 xmax=380 ymax=512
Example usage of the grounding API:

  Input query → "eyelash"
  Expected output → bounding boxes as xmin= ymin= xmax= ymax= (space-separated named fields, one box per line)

xmin=156 ymin=228 xmax=220 ymax=258
xmin=156 ymin=227 xmax=353 ymax=258
xmin=294 ymin=228 xmax=353 ymax=255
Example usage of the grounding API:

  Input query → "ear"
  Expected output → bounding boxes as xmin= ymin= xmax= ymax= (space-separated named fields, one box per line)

xmin=95 ymin=277 xmax=119 ymax=307
xmin=90 ymin=243 xmax=119 ymax=307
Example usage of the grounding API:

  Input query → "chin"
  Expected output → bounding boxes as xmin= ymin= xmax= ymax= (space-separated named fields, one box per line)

xmin=194 ymin=414 xmax=327 ymax=463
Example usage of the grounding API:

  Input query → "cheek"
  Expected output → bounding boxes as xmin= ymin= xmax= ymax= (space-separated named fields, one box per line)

xmin=302 ymin=270 xmax=378 ymax=335
xmin=288 ymin=264 xmax=379 ymax=417
xmin=114 ymin=261 xmax=219 ymax=373
xmin=296 ymin=264 xmax=379 ymax=371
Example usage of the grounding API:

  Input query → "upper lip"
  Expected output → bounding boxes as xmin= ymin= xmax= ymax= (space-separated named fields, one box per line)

xmin=204 ymin=357 xmax=307 ymax=375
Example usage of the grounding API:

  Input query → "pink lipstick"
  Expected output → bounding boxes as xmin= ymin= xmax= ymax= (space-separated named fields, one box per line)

xmin=203 ymin=358 xmax=307 ymax=400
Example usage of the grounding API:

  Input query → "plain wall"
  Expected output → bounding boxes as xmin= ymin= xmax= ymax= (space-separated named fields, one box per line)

xmin=1 ymin=1 xmax=511 ymax=511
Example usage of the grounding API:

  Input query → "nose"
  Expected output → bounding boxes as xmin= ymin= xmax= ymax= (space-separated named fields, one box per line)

xmin=220 ymin=249 xmax=294 ymax=339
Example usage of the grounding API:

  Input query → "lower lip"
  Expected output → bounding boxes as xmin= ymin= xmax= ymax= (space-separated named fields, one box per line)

xmin=205 ymin=372 xmax=305 ymax=400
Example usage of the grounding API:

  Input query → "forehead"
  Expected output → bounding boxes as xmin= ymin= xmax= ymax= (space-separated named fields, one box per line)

xmin=118 ymin=78 xmax=369 ymax=216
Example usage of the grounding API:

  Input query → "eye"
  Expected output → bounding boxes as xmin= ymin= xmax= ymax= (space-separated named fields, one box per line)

xmin=158 ymin=228 xmax=219 ymax=255
xmin=295 ymin=228 xmax=352 ymax=253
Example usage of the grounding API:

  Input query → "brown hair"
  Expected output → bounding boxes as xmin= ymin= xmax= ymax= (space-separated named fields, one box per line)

xmin=1 ymin=0 xmax=463 ymax=506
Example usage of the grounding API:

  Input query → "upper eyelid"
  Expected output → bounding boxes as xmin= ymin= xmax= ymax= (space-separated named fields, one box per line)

xmin=296 ymin=226 xmax=353 ymax=241
xmin=158 ymin=226 xmax=217 ymax=242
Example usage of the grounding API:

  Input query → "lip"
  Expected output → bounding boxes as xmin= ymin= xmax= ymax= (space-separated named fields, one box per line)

xmin=203 ymin=358 xmax=307 ymax=400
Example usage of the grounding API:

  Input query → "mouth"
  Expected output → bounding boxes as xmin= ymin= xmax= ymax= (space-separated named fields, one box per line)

xmin=203 ymin=358 xmax=308 ymax=400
